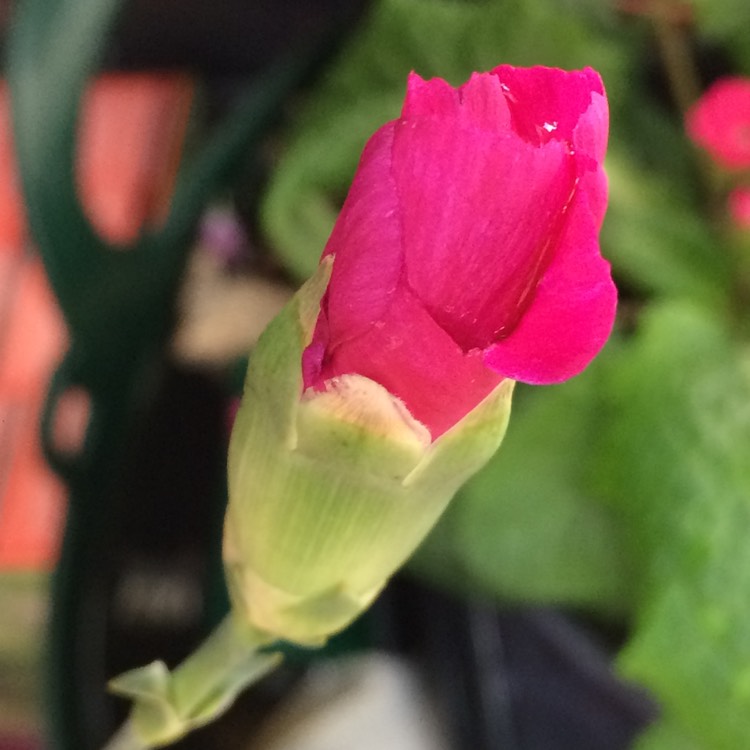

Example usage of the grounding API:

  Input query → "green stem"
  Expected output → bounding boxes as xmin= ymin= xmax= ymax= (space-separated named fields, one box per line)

xmin=651 ymin=9 xmax=700 ymax=116
xmin=646 ymin=3 xmax=750 ymax=323
xmin=101 ymin=721 xmax=148 ymax=750
xmin=649 ymin=2 xmax=724 ymax=206
xmin=102 ymin=614 xmax=283 ymax=749
xmin=170 ymin=614 xmax=278 ymax=717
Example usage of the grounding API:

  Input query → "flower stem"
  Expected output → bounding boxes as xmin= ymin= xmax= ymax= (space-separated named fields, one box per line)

xmin=102 ymin=614 xmax=283 ymax=749
xmin=650 ymin=4 xmax=700 ymax=116
xmin=646 ymin=2 xmax=724 ymax=202
xmin=644 ymin=1 xmax=750 ymax=319
xmin=101 ymin=720 xmax=148 ymax=750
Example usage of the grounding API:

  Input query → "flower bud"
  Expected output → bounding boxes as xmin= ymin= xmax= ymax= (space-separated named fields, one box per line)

xmin=686 ymin=77 xmax=750 ymax=170
xmin=225 ymin=65 xmax=614 ymax=646
xmin=225 ymin=259 xmax=514 ymax=644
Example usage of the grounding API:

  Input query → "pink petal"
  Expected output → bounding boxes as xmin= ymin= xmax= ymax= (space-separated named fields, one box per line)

xmin=318 ymin=282 xmax=504 ymax=439
xmin=578 ymin=163 xmax=609 ymax=229
xmin=492 ymin=65 xmax=605 ymax=151
xmin=456 ymin=73 xmax=513 ymax=130
xmin=401 ymin=72 xmax=461 ymax=119
xmin=572 ymin=91 xmax=609 ymax=163
xmin=322 ymin=123 xmax=404 ymax=345
xmin=391 ymin=116 xmax=577 ymax=351
xmin=402 ymin=72 xmax=513 ymax=131
xmin=483 ymin=194 xmax=617 ymax=383
xmin=304 ymin=65 xmax=613 ymax=437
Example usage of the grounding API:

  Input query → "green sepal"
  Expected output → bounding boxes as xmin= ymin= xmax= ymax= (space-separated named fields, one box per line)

xmin=108 ymin=615 xmax=281 ymax=747
xmin=405 ymin=378 xmax=514 ymax=494
xmin=225 ymin=258 xmax=515 ymax=645
xmin=109 ymin=661 xmax=181 ymax=746
xmin=228 ymin=256 xmax=332 ymax=454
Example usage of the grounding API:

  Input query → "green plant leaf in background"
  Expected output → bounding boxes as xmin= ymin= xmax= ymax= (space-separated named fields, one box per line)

xmin=632 ymin=719 xmax=703 ymax=750
xmin=691 ymin=0 xmax=750 ymax=70
xmin=412 ymin=356 xmax=633 ymax=614
xmin=261 ymin=0 xmax=733 ymax=305
xmin=603 ymin=149 xmax=730 ymax=306
xmin=597 ymin=302 xmax=750 ymax=749
xmin=260 ymin=0 xmax=625 ymax=280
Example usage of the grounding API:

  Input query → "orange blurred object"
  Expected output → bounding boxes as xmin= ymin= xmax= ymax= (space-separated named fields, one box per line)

xmin=78 ymin=74 xmax=194 ymax=246
xmin=0 ymin=73 xmax=194 ymax=570
xmin=0 ymin=84 xmax=27 ymax=254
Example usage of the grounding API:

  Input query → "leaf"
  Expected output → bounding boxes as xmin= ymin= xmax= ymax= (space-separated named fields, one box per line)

xmin=632 ymin=719 xmax=704 ymax=750
xmin=260 ymin=0 xmax=626 ymax=280
xmin=692 ymin=0 xmax=750 ymax=40
xmin=414 ymin=355 xmax=632 ymax=613
xmin=603 ymin=149 xmax=730 ymax=304
xmin=696 ymin=6 xmax=750 ymax=78
xmin=596 ymin=301 xmax=750 ymax=749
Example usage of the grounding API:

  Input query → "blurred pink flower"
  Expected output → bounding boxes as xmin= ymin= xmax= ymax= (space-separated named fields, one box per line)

xmin=303 ymin=66 xmax=616 ymax=438
xmin=686 ymin=77 xmax=750 ymax=169
xmin=729 ymin=186 xmax=750 ymax=229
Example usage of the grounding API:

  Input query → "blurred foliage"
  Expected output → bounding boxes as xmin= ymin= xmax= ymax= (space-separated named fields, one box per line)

xmin=632 ymin=719 xmax=703 ymax=750
xmin=692 ymin=0 xmax=750 ymax=68
xmin=411 ymin=357 xmax=635 ymax=614
xmin=259 ymin=0 xmax=750 ymax=747
xmin=598 ymin=302 xmax=750 ymax=749
xmin=261 ymin=0 xmax=624 ymax=280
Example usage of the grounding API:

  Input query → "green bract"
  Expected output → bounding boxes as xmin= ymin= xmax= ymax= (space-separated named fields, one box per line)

xmin=224 ymin=258 xmax=515 ymax=645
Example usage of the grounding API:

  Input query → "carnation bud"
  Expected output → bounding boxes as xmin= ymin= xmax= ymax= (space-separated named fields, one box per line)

xmin=224 ymin=258 xmax=514 ymax=645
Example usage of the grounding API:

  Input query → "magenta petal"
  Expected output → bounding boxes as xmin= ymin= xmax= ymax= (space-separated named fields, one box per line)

xmin=322 ymin=123 xmax=403 ymax=344
xmin=572 ymin=91 xmax=609 ymax=163
xmin=319 ymin=283 xmax=504 ymax=439
xmin=403 ymin=72 xmax=513 ymax=134
xmin=483 ymin=196 xmax=616 ymax=384
xmin=493 ymin=65 xmax=605 ymax=149
xmin=402 ymin=72 xmax=461 ymax=119
xmin=456 ymin=73 xmax=512 ymax=130
xmin=392 ymin=117 xmax=577 ymax=350
xmin=578 ymin=164 xmax=608 ymax=229
xmin=304 ymin=65 xmax=613 ymax=439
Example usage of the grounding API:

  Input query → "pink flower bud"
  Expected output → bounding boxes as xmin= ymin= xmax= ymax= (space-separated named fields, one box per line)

xmin=303 ymin=66 xmax=617 ymax=438
xmin=686 ymin=77 xmax=750 ymax=170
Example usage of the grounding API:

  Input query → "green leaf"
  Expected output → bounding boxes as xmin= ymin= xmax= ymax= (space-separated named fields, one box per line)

xmin=603 ymin=149 xmax=730 ymax=305
xmin=702 ymin=8 xmax=750 ymax=74
xmin=261 ymin=0 xmax=626 ymax=279
xmin=632 ymin=719 xmax=704 ymax=750
xmin=414 ymin=357 xmax=632 ymax=613
xmin=692 ymin=0 xmax=750 ymax=40
xmin=596 ymin=302 xmax=750 ymax=749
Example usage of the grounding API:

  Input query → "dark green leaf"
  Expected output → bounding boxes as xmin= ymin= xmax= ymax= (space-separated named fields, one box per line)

xmin=597 ymin=302 xmax=750 ymax=749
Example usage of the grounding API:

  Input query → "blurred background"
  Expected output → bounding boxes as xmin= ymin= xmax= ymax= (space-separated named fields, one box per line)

xmin=1 ymin=1 xmax=750 ymax=749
